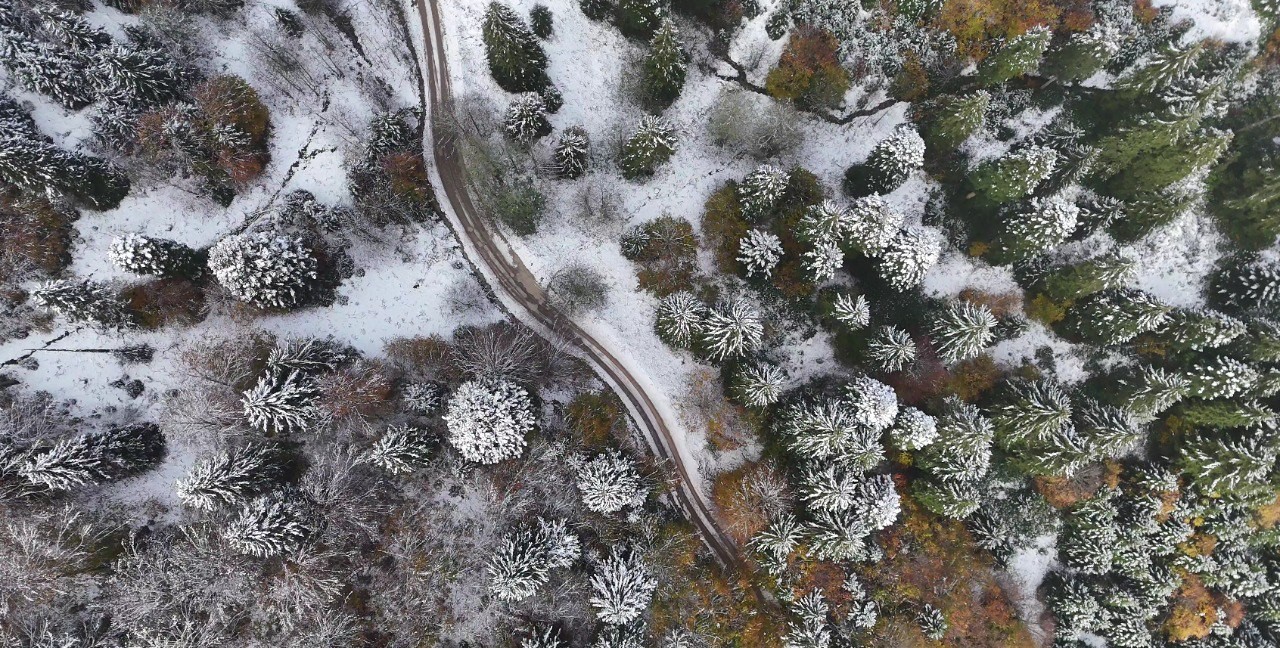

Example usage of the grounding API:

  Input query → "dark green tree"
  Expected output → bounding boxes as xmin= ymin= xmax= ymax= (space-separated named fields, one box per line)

xmin=639 ymin=19 xmax=685 ymax=111
xmin=482 ymin=2 xmax=550 ymax=93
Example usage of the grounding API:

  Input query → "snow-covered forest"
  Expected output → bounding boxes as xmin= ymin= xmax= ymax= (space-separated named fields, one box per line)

xmin=2 ymin=0 xmax=1280 ymax=645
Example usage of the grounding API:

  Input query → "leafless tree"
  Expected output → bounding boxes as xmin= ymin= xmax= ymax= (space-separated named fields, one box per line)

xmin=451 ymin=322 xmax=555 ymax=385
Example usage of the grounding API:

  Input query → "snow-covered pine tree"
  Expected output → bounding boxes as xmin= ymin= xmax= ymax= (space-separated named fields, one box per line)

xmin=207 ymin=232 xmax=317 ymax=309
xmin=575 ymin=449 xmax=644 ymax=513
xmin=737 ymin=165 xmax=789 ymax=222
xmin=801 ymin=467 xmax=901 ymax=530
xmin=1069 ymin=288 xmax=1171 ymax=345
xmin=241 ymin=370 xmax=319 ymax=434
xmin=977 ymin=26 xmax=1051 ymax=86
xmin=996 ymin=195 xmax=1079 ymax=262
xmin=31 ymin=279 xmax=132 ymax=331
xmin=402 ymin=381 xmax=446 ymax=414
xmin=1119 ymin=365 xmax=1190 ymax=421
xmin=918 ymin=605 xmax=948 ymax=640
xmin=1181 ymin=431 xmax=1279 ymax=496
xmin=641 ymin=19 xmax=685 ymax=110
xmin=504 ymin=93 xmax=552 ymax=144
xmin=1041 ymin=252 xmax=1134 ymax=300
xmin=917 ymin=91 xmax=989 ymax=151
xmin=488 ymin=526 xmax=552 ymax=601
xmin=590 ymin=548 xmax=658 ymax=625
xmin=969 ymin=145 xmax=1059 ymax=205
xmin=1183 ymin=356 xmax=1259 ymax=400
xmin=913 ymin=478 xmax=981 ymax=519
xmin=802 ymin=238 xmax=843 ymax=283
xmin=223 ymin=492 xmax=314 ymax=558
xmin=888 ymin=406 xmax=938 ymax=450
xmin=1075 ymin=399 xmax=1142 ymax=457
xmin=92 ymin=42 xmax=184 ymax=107
xmin=655 ymin=290 xmax=705 ymax=348
xmin=830 ymin=293 xmax=870 ymax=330
xmin=876 ymin=226 xmax=941 ymax=291
xmin=698 ymin=297 xmax=764 ymax=361
xmin=18 ymin=423 xmax=163 ymax=491
xmin=267 ymin=337 xmax=347 ymax=375
xmin=1242 ymin=318 xmax=1280 ymax=362
xmin=1046 ymin=574 xmax=1107 ymax=634
xmin=844 ymin=374 xmax=899 ymax=433
xmin=521 ymin=626 xmax=569 ymax=648
xmin=536 ymin=516 xmax=582 ymax=569
xmin=580 ymin=0 xmax=612 ymax=19
xmin=1182 ymin=399 xmax=1277 ymax=429
xmin=731 ymin=362 xmax=787 ymax=407
xmin=805 ymin=507 xmax=877 ymax=562
xmin=991 ymin=379 xmax=1073 ymax=447
xmin=1044 ymin=24 xmax=1121 ymax=83
xmin=443 ymin=377 xmax=535 ymax=464
xmin=0 ymin=127 xmax=130 ymax=208
xmin=751 ymin=513 xmax=802 ymax=568
xmin=554 ymin=126 xmax=589 ymax=179
xmin=1212 ymin=253 xmax=1280 ymax=315
xmin=737 ymin=229 xmax=783 ymax=279
xmin=916 ymin=397 xmax=993 ymax=483
xmin=1118 ymin=40 xmax=1204 ymax=96
xmin=865 ymin=325 xmax=916 ymax=372
xmin=1163 ymin=308 xmax=1247 ymax=351
xmin=175 ymin=443 xmax=281 ymax=510
xmin=364 ymin=424 xmax=434 ymax=474
xmin=784 ymin=591 xmax=832 ymax=648
xmin=1057 ymin=493 xmax=1119 ymax=574
xmin=39 ymin=8 xmax=111 ymax=53
xmin=850 ymin=125 xmax=925 ymax=196
xmin=844 ymin=195 xmax=902 ymax=256
xmin=108 ymin=233 xmax=200 ymax=278
xmin=615 ymin=0 xmax=668 ymax=39
xmin=619 ymin=116 xmax=676 ymax=179
xmin=0 ymin=28 xmax=95 ymax=109
xmin=929 ymin=300 xmax=997 ymax=363
xmin=482 ymin=2 xmax=549 ymax=92
xmin=781 ymin=398 xmax=882 ymax=469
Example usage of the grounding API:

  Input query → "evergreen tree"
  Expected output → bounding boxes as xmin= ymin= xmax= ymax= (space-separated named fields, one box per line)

xmin=1180 ymin=431 xmax=1277 ymax=496
xmin=1041 ymin=253 xmax=1134 ymax=300
xmin=888 ymin=406 xmax=938 ymax=450
xmin=698 ymin=297 xmax=763 ymax=361
xmin=590 ymin=549 xmax=658 ymax=625
xmin=108 ymin=233 xmax=200 ymax=278
xmin=482 ymin=2 xmax=550 ymax=93
xmin=992 ymin=379 xmax=1073 ymax=447
xmin=802 ymin=238 xmax=843 ymax=283
xmin=865 ymin=325 xmax=916 ymax=372
xmin=1044 ymin=25 xmax=1120 ymax=83
xmin=918 ymin=605 xmax=948 ymax=640
xmin=751 ymin=513 xmax=802 ymax=568
xmin=846 ymin=125 xmax=925 ymax=196
xmin=504 ymin=93 xmax=552 ymax=144
xmin=737 ymin=165 xmax=789 ymax=222
xmin=581 ymin=0 xmax=613 ymax=20
xmin=1183 ymin=356 xmax=1259 ymax=400
xmin=737 ymin=229 xmax=783 ymax=279
xmin=530 ymin=4 xmax=554 ymax=37
xmin=784 ymin=591 xmax=832 ymax=648
xmin=1241 ymin=318 xmax=1280 ymax=362
xmin=175 ymin=443 xmax=281 ymax=510
xmin=969 ymin=145 xmax=1059 ymax=205
xmin=845 ymin=374 xmax=899 ymax=433
xmin=223 ymin=492 xmax=314 ymax=558
xmin=1107 ymin=128 xmax=1231 ymax=198
xmin=554 ymin=126 xmax=590 ymax=179
xmin=1119 ymin=365 xmax=1190 ymax=421
xmin=732 ymin=362 xmax=787 ymax=407
xmin=1163 ymin=308 xmax=1247 ymax=351
xmin=241 ymin=370 xmax=318 ymax=434
xmin=797 ymin=200 xmax=853 ymax=244
xmin=929 ymin=300 xmax=997 ymax=363
xmin=488 ymin=526 xmax=552 ymax=601
xmin=1046 ymin=574 xmax=1107 ymax=634
xmin=996 ymin=195 xmax=1079 ymax=262
xmin=1058 ymin=493 xmax=1118 ymax=574
xmin=207 ymin=232 xmax=318 ymax=309
xmin=1118 ymin=41 xmax=1204 ymax=96
xmin=267 ymin=337 xmax=348 ymax=376
xmin=1212 ymin=253 xmax=1280 ymax=315
xmin=830 ymin=293 xmax=870 ymax=330
xmin=1183 ymin=399 xmax=1277 ymax=429
xmin=1075 ymin=400 xmax=1142 ymax=457
xmin=40 ymin=8 xmax=111 ymax=53
xmin=977 ymin=27 xmax=1051 ymax=86
xmin=521 ymin=626 xmax=569 ymax=648
xmin=615 ymin=0 xmax=668 ymax=39
xmin=0 ymin=27 xmax=95 ymax=109
xmin=0 ymin=127 xmax=130 ymax=209
xmin=640 ymin=19 xmax=685 ymax=110
xmin=844 ymin=195 xmax=902 ymax=256
xmin=917 ymin=91 xmax=988 ymax=151
xmin=916 ymin=397 xmax=993 ymax=482
xmin=655 ymin=290 xmax=704 ymax=347
xmin=914 ymin=478 xmax=981 ymax=519
xmin=619 ymin=116 xmax=676 ymax=179
xmin=93 ymin=43 xmax=184 ymax=107
xmin=876 ymin=226 xmax=941 ymax=291
xmin=31 ymin=279 xmax=132 ymax=331
xmin=444 ymin=378 xmax=536 ymax=464
xmin=402 ymin=382 xmax=445 ymax=415
xmin=365 ymin=424 xmax=435 ymax=474
xmin=19 ymin=423 xmax=163 ymax=491
xmin=575 ymin=449 xmax=644 ymax=513
xmin=806 ymin=507 xmax=878 ymax=561
xmin=781 ymin=398 xmax=882 ymax=468
xmin=1068 ymin=288 xmax=1170 ymax=345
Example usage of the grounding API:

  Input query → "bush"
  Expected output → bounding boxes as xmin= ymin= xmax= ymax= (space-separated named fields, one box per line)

xmin=566 ymin=391 xmax=624 ymax=446
xmin=707 ymin=89 xmax=802 ymax=160
xmin=621 ymin=215 xmax=698 ymax=296
xmin=763 ymin=26 xmax=850 ymax=111
xmin=700 ymin=183 xmax=748 ymax=274
xmin=548 ymin=264 xmax=609 ymax=314
xmin=123 ymin=278 xmax=206 ymax=329
xmin=492 ymin=179 xmax=546 ymax=236
xmin=0 ymin=189 xmax=73 ymax=283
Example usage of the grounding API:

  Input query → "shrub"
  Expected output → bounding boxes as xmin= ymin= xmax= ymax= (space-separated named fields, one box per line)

xmin=566 ymin=391 xmax=625 ymax=446
xmin=764 ymin=26 xmax=850 ymax=111
xmin=0 ymin=189 xmax=73 ymax=283
xmin=621 ymin=215 xmax=698 ymax=296
xmin=492 ymin=179 xmax=546 ymax=236
xmin=123 ymin=278 xmax=206 ymax=329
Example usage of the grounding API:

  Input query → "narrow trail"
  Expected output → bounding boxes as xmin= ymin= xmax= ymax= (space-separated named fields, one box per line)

xmin=412 ymin=0 xmax=744 ymax=570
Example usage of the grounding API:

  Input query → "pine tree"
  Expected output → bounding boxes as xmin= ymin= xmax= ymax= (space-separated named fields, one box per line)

xmin=996 ymin=195 xmax=1079 ymax=262
xmin=969 ymin=145 xmax=1059 ymax=205
xmin=1058 ymin=493 xmax=1118 ymax=574
xmin=521 ymin=626 xmax=569 ymax=648
xmin=918 ymin=605 xmax=948 ymax=640
xmin=751 ymin=513 xmax=802 ymax=567
xmin=781 ymin=398 xmax=882 ymax=468
xmin=619 ymin=116 xmax=676 ymax=179
xmin=0 ymin=127 xmax=130 ymax=209
xmin=93 ymin=43 xmax=184 ymax=107
xmin=698 ymin=297 xmax=763 ymax=361
xmin=1183 ymin=356 xmax=1259 ymax=400
xmin=830 ymin=293 xmax=870 ymax=330
xmin=797 ymin=200 xmax=852 ymax=244
xmin=977 ymin=27 xmax=1051 ymax=86
xmin=914 ymin=478 xmax=981 ymax=519
xmin=18 ymin=423 xmax=163 ymax=491
xmin=732 ymin=362 xmax=787 ymax=407
xmin=0 ymin=28 xmax=95 ymax=109
xmin=488 ymin=526 xmax=552 ymax=601
xmin=917 ymin=398 xmax=993 ymax=482
xmin=554 ymin=126 xmax=589 ymax=179
xmin=1046 ymin=574 xmax=1107 ymax=633
xmin=929 ymin=301 xmax=997 ymax=363
xmin=1163 ymin=308 xmax=1247 ymax=351
xmin=1242 ymin=318 xmax=1280 ymax=362
xmin=108 ymin=233 xmax=200 ymax=278
xmin=575 ymin=449 xmax=644 ymax=513
xmin=365 ymin=424 xmax=434 ymax=474
xmin=1075 ymin=400 xmax=1142 ymax=457
xmin=31 ymin=279 xmax=132 ymax=331
xmin=530 ymin=4 xmax=554 ymax=37
xmin=581 ymin=0 xmax=613 ymax=20
xmin=917 ymin=91 xmax=988 ymax=151
xmin=1118 ymin=41 xmax=1204 ymax=96
xmin=737 ymin=165 xmax=789 ymax=222
xmin=876 ymin=226 xmax=941 ymax=291
xmin=1119 ymin=365 xmax=1190 ymax=421
xmin=1106 ymin=128 xmax=1230 ymax=197
xmin=655 ymin=291 xmax=705 ymax=348
xmin=805 ymin=507 xmax=877 ymax=562
xmin=176 ymin=443 xmax=281 ymax=510
xmin=223 ymin=492 xmax=314 ymax=557
xmin=241 ymin=370 xmax=319 ymax=434
xmin=615 ymin=0 xmax=668 ymax=39
xmin=785 ymin=591 xmax=832 ymax=648
xmin=865 ymin=325 xmax=916 ymax=372
xmin=482 ymin=2 xmax=549 ymax=92
xmin=267 ymin=337 xmax=347 ymax=375
xmin=1183 ymin=399 xmax=1277 ymax=429
xmin=1180 ymin=431 xmax=1277 ymax=496
xmin=1212 ymin=253 xmax=1280 ymax=315
xmin=888 ymin=406 xmax=938 ymax=450
xmin=1041 ymin=253 xmax=1134 ymax=300
xmin=1044 ymin=25 xmax=1120 ymax=83
xmin=844 ymin=195 xmax=903 ymax=256
xmin=802 ymin=238 xmax=843 ymax=283
xmin=992 ymin=379 xmax=1073 ymax=447
xmin=590 ymin=548 xmax=658 ymax=625
xmin=40 ymin=8 xmax=111 ymax=53
xmin=640 ymin=19 xmax=685 ymax=110
xmin=845 ymin=374 xmax=899 ymax=433
xmin=848 ymin=125 xmax=925 ymax=196
xmin=737 ymin=229 xmax=783 ymax=279
xmin=444 ymin=378 xmax=535 ymax=464
xmin=1069 ymin=288 xmax=1170 ymax=345
xmin=504 ymin=93 xmax=552 ymax=144
xmin=802 ymin=468 xmax=900 ymax=529
xmin=207 ymin=232 xmax=318 ymax=309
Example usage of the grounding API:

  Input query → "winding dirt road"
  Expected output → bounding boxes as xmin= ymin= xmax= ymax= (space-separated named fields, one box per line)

xmin=413 ymin=0 xmax=741 ymax=569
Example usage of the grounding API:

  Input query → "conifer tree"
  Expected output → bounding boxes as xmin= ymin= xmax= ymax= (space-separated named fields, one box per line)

xmin=575 ymin=449 xmax=644 ymax=513
xmin=108 ymin=234 xmax=200 ymax=278
xmin=846 ymin=125 xmax=925 ymax=196
xmin=865 ymin=325 xmax=916 ymax=372
xmin=619 ymin=116 xmax=676 ymax=179
xmin=737 ymin=229 xmax=783 ymax=279
xmin=207 ymin=232 xmax=317 ymax=309
xmin=615 ymin=0 xmax=668 ymax=39
xmin=32 ymin=279 xmax=132 ymax=331
xmin=732 ymin=362 xmax=787 ymax=407
xmin=488 ymin=526 xmax=552 ymax=602
xmin=1058 ymin=493 xmax=1118 ymax=574
xmin=482 ymin=2 xmax=550 ymax=92
xmin=365 ymin=424 xmax=434 ymax=474
xmin=655 ymin=291 xmax=704 ymax=347
xmin=918 ymin=605 xmax=948 ymax=640
xmin=241 ymin=370 xmax=319 ymax=435
xmin=802 ymin=239 xmax=843 ymax=283
xmin=1180 ymin=431 xmax=1277 ymax=496
xmin=784 ymin=591 xmax=832 ymax=648
xmin=1069 ymin=288 xmax=1170 ymax=345
xmin=845 ymin=374 xmax=899 ymax=433
xmin=914 ymin=478 xmax=981 ymax=519
xmin=698 ymin=297 xmax=763 ymax=361
xmin=176 ymin=443 xmax=281 ymax=510
xmin=1118 ymin=41 xmax=1204 ymax=96
xmin=1163 ymin=308 xmax=1247 ymax=351
xmin=581 ymin=0 xmax=612 ymax=20
xmin=640 ymin=19 xmax=685 ymax=110
xmin=969 ymin=145 xmax=1059 ymax=205
xmin=93 ymin=42 xmax=185 ymax=107
xmin=991 ymin=379 xmax=1073 ymax=447
xmin=1041 ymin=253 xmax=1134 ymax=300
xmin=223 ymin=492 xmax=314 ymax=558
xmin=917 ymin=91 xmax=988 ymax=151
xmin=1046 ymin=575 xmax=1106 ymax=634
xmin=844 ymin=195 xmax=902 ymax=256
xmin=444 ymin=377 xmax=536 ymax=464
xmin=19 ymin=423 xmax=164 ymax=491
xmin=805 ymin=508 xmax=877 ymax=561
xmin=977 ymin=27 xmax=1051 ymax=86
xmin=751 ymin=513 xmax=802 ymax=568
xmin=737 ymin=165 xmax=789 ymax=222
xmin=1183 ymin=356 xmax=1259 ymax=400
xmin=554 ymin=126 xmax=590 ymax=179
xmin=888 ymin=406 xmax=938 ymax=451
xmin=1212 ymin=253 xmax=1280 ymax=315
xmin=996 ymin=195 xmax=1079 ymax=262
xmin=830 ymin=293 xmax=870 ymax=330
xmin=876 ymin=226 xmax=941 ymax=291
xmin=521 ymin=626 xmax=569 ymax=648
xmin=1075 ymin=400 xmax=1142 ymax=457
xmin=590 ymin=548 xmax=658 ymax=625
xmin=504 ymin=93 xmax=552 ymax=144
xmin=1119 ymin=365 xmax=1190 ymax=421
xmin=0 ymin=127 xmax=130 ymax=209
xmin=781 ymin=398 xmax=881 ymax=468
xmin=1183 ymin=399 xmax=1277 ymax=429
xmin=798 ymin=200 xmax=853 ymax=244
xmin=917 ymin=397 xmax=993 ymax=483
xmin=0 ymin=27 xmax=95 ymax=109
xmin=1043 ymin=25 xmax=1120 ymax=83
xmin=1241 ymin=318 xmax=1280 ymax=362
xmin=929 ymin=301 xmax=997 ymax=363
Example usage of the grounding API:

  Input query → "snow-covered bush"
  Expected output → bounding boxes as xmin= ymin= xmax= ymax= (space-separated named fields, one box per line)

xmin=575 ymin=449 xmax=644 ymax=514
xmin=207 ymin=232 xmax=317 ymax=309
xmin=108 ymin=233 xmax=199 ymax=278
xmin=504 ymin=93 xmax=552 ymax=144
xmin=402 ymin=381 xmax=446 ymax=414
xmin=589 ymin=549 xmax=657 ymax=625
xmin=619 ymin=117 xmax=676 ymax=179
xmin=443 ymin=378 xmax=535 ymax=464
